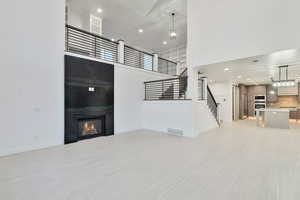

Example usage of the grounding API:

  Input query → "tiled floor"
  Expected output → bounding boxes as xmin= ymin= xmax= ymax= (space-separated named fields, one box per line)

xmin=1 ymin=120 xmax=300 ymax=200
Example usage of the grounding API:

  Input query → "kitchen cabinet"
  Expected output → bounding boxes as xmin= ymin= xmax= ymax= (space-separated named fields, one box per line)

xmin=266 ymin=84 xmax=278 ymax=103
xmin=298 ymin=83 xmax=300 ymax=102
xmin=290 ymin=111 xmax=298 ymax=119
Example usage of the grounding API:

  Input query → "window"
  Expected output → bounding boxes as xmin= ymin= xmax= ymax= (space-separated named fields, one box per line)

xmin=143 ymin=54 xmax=153 ymax=71
xmin=101 ymin=49 xmax=114 ymax=62
xmin=90 ymin=15 xmax=102 ymax=35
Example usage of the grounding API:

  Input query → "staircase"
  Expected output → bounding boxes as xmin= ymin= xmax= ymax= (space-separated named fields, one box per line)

xmin=160 ymin=84 xmax=174 ymax=100
xmin=161 ymin=68 xmax=188 ymax=100
xmin=144 ymin=68 xmax=188 ymax=101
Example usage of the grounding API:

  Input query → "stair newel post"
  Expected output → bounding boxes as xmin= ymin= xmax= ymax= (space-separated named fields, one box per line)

xmin=203 ymin=77 xmax=208 ymax=100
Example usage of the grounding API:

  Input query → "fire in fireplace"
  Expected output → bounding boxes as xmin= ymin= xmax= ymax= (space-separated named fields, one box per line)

xmin=78 ymin=116 xmax=105 ymax=139
xmin=81 ymin=121 xmax=98 ymax=136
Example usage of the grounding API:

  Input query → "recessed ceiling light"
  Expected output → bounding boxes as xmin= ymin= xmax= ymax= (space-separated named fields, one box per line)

xmin=97 ymin=8 xmax=103 ymax=13
xmin=163 ymin=41 xmax=167 ymax=45
xmin=224 ymin=68 xmax=230 ymax=71
xmin=138 ymin=29 xmax=144 ymax=33
xmin=111 ymin=38 xmax=115 ymax=42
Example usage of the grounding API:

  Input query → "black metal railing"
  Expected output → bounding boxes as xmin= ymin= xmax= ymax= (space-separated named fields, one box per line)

xmin=158 ymin=57 xmax=177 ymax=76
xmin=65 ymin=25 xmax=178 ymax=76
xmin=144 ymin=76 xmax=188 ymax=100
xmin=207 ymin=86 xmax=219 ymax=125
xmin=198 ymin=77 xmax=206 ymax=100
xmin=65 ymin=25 xmax=118 ymax=62
xmin=124 ymin=46 xmax=153 ymax=70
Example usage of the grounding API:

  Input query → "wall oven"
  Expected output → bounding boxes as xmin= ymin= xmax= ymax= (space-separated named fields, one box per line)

xmin=254 ymin=95 xmax=266 ymax=102
xmin=254 ymin=95 xmax=266 ymax=115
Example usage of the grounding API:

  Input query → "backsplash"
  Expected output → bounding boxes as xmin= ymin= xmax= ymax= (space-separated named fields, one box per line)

xmin=268 ymin=96 xmax=300 ymax=108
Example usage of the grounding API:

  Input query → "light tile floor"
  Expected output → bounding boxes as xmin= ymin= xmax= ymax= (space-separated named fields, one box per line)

xmin=1 ymin=120 xmax=300 ymax=200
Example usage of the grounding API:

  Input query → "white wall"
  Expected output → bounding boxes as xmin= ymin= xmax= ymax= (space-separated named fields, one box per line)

xmin=159 ymin=45 xmax=187 ymax=74
xmin=0 ymin=0 xmax=65 ymax=156
xmin=142 ymin=100 xmax=218 ymax=137
xmin=192 ymin=101 xmax=219 ymax=135
xmin=209 ymin=82 xmax=233 ymax=123
xmin=114 ymin=63 xmax=173 ymax=134
xmin=187 ymin=0 xmax=300 ymax=67
xmin=142 ymin=101 xmax=194 ymax=137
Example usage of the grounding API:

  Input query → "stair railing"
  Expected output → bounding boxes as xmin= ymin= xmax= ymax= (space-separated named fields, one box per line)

xmin=144 ymin=74 xmax=188 ymax=100
xmin=207 ymin=86 xmax=220 ymax=125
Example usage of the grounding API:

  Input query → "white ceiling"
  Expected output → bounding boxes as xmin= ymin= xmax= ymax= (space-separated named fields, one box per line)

xmin=198 ymin=49 xmax=300 ymax=85
xmin=66 ymin=0 xmax=187 ymax=53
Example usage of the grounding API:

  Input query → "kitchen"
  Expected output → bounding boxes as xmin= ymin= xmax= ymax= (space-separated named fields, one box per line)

xmin=238 ymin=79 xmax=300 ymax=129
xmin=201 ymin=49 xmax=300 ymax=129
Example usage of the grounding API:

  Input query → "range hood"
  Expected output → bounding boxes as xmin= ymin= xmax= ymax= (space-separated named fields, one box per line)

xmin=277 ymin=84 xmax=298 ymax=96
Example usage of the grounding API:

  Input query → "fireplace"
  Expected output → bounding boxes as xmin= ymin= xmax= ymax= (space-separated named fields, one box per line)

xmin=78 ymin=116 xmax=105 ymax=140
xmin=65 ymin=55 xmax=114 ymax=144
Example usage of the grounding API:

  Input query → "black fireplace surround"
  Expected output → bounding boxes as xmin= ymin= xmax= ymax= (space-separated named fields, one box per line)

xmin=65 ymin=55 xmax=114 ymax=144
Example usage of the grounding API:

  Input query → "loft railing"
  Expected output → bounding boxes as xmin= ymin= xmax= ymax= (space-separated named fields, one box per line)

xmin=65 ymin=24 xmax=118 ymax=62
xmin=65 ymin=25 xmax=177 ymax=76
xmin=124 ymin=45 xmax=154 ymax=70
xmin=144 ymin=75 xmax=188 ymax=101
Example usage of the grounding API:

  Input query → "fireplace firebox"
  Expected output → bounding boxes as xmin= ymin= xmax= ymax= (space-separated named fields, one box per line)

xmin=78 ymin=116 xmax=105 ymax=140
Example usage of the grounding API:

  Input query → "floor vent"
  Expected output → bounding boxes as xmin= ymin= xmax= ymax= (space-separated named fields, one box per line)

xmin=167 ymin=128 xmax=183 ymax=136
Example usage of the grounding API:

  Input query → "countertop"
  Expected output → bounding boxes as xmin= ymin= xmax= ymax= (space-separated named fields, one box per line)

xmin=256 ymin=108 xmax=290 ymax=112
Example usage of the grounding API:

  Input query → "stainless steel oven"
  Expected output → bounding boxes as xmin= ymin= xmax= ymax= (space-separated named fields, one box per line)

xmin=254 ymin=95 xmax=266 ymax=102
xmin=254 ymin=95 xmax=266 ymax=115
xmin=255 ymin=104 xmax=266 ymax=109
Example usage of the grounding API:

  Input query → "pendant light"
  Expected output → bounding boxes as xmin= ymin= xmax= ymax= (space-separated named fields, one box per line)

xmin=272 ymin=65 xmax=296 ymax=87
xmin=169 ymin=12 xmax=177 ymax=40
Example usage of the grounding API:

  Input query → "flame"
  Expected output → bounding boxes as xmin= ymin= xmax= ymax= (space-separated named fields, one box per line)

xmin=82 ymin=122 xmax=97 ymax=135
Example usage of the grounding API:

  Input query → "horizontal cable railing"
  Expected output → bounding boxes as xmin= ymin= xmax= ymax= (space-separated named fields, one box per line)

xmin=65 ymin=25 xmax=178 ymax=76
xmin=158 ymin=57 xmax=177 ymax=76
xmin=144 ymin=77 xmax=188 ymax=100
xmin=124 ymin=46 xmax=153 ymax=70
xmin=65 ymin=25 xmax=118 ymax=63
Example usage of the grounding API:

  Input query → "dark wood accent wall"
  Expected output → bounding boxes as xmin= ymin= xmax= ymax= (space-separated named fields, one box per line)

xmin=239 ymin=85 xmax=248 ymax=119
xmin=298 ymin=83 xmax=300 ymax=102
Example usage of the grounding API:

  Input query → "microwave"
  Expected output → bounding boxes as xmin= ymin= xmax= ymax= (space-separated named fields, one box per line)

xmin=254 ymin=95 xmax=266 ymax=100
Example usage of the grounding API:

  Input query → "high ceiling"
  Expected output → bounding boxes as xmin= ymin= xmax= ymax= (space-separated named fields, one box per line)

xmin=66 ymin=0 xmax=187 ymax=53
xmin=198 ymin=49 xmax=300 ymax=85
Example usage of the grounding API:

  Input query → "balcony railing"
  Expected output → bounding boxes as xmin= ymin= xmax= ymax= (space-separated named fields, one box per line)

xmin=65 ymin=25 xmax=177 ymax=76
xmin=65 ymin=25 xmax=118 ymax=62
xmin=124 ymin=45 xmax=154 ymax=71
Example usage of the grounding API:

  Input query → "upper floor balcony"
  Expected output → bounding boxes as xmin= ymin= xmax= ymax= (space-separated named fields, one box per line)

xmin=65 ymin=24 xmax=179 ymax=76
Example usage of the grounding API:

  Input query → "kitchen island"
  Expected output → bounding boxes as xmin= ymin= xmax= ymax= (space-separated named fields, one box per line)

xmin=256 ymin=108 xmax=290 ymax=129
